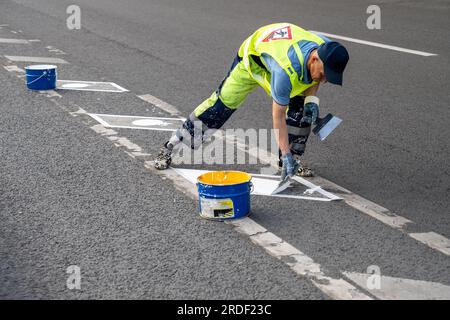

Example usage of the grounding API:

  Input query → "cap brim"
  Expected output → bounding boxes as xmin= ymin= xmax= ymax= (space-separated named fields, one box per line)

xmin=324 ymin=65 xmax=343 ymax=86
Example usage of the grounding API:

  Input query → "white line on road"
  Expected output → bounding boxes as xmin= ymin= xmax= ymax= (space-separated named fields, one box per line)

xmin=343 ymin=272 xmax=450 ymax=300
xmin=0 ymin=38 xmax=30 ymax=44
xmin=3 ymin=65 xmax=25 ymax=73
xmin=138 ymin=94 xmax=183 ymax=116
xmin=310 ymin=31 xmax=438 ymax=57
xmin=4 ymin=55 xmax=68 ymax=64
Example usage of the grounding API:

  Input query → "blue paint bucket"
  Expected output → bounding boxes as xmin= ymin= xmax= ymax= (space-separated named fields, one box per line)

xmin=25 ymin=65 xmax=57 ymax=90
xmin=197 ymin=171 xmax=253 ymax=220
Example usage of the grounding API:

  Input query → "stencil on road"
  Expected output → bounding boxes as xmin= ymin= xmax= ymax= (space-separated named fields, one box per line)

xmin=173 ymin=168 xmax=341 ymax=201
xmin=57 ymin=80 xmax=128 ymax=92
xmin=88 ymin=113 xmax=184 ymax=131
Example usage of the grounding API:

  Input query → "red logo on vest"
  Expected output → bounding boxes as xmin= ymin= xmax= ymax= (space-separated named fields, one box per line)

xmin=262 ymin=26 xmax=292 ymax=42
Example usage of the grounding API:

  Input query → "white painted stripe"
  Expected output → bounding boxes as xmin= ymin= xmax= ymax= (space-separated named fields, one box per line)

xmin=89 ymin=114 xmax=110 ymax=127
xmin=138 ymin=93 xmax=450 ymax=257
xmin=93 ymin=124 xmax=177 ymax=132
xmin=4 ymin=55 xmax=68 ymax=64
xmin=3 ymin=65 xmax=25 ymax=73
xmin=110 ymin=82 xmax=129 ymax=92
xmin=89 ymin=113 xmax=184 ymax=121
xmin=0 ymin=38 xmax=30 ymax=44
xmin=310 ymin=31 xmax=438 ymax=57
xmin=137 ymin=94 xmax=182 ymax=116
xmin=343 ymin=272 xmax=450 ymax=300
xmin=57 ymin=80 xmax=128 ymax=92
xmin=228 ymin=218 xmax=371 ymax=300
xmin=408 ymin=232 xmax=450 ymax=256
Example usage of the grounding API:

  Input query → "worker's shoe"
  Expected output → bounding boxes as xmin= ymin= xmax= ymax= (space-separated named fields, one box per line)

xmin=277 ymin=158 xmax=314 ymax=177
xmin=154 ymin=141 xmax=173 ymax=170
xmin=297 ymin=164 xmax=314 ymax=177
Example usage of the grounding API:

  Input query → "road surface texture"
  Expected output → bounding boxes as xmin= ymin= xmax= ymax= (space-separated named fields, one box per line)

xmin=0 ymin=0 xmax=449 ymax=300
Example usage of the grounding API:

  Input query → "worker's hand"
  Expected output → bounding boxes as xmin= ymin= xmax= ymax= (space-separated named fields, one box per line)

xmin=281 ymin=153 xmax=299 ymax=180
xmin=301 ymin=97 xmax=320 ymax=125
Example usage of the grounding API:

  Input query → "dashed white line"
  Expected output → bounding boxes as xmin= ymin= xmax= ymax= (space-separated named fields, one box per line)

xmin=138 ymin=94 xmax=183 ymax=116
xmin=0 ymin=38 xmax=30 ymax=44
xmin=310 ymin=31 xmax=438 ymax=57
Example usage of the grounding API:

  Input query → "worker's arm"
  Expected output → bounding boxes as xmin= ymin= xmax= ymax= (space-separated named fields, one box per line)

xmin=272 ymin=100 xmax=290 ymax=155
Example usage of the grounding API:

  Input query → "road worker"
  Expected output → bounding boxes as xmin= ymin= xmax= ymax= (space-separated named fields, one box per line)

xmin=154 ymin=22 xmax=349 ymax=179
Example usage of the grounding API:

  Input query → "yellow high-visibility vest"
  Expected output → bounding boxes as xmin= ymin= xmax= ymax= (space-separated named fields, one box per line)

xmin=238 ymin=23 xmax=325 ymax=97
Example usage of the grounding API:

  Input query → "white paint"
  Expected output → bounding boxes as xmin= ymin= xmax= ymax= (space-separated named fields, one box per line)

xmin=0 ymin=38 xmax=30 ymax=44
xmin=88 ymin=113 xmax=184 ymax=132
xmin=56 ymin=80 xmax=128 ymax=92
xmin=3 ymin=65 xmax=25 ymax=73
xmin=61 ymin=83 xmax=90 ymax=89
xmin=132 ymin=119 xmax=169 ymax=127
xmin=310 ymin=31 xmax=437 ymax=57
xmin=226 ymin=218 xmax=371 ymax=300
xmin=172 ymin=168 xmax=339 ymax=201
xmin=344 ymin=272 xmax=450 ymax=300
xmin=4 ymin=55 xmax=69 ymax=64
xmin=39 ymin=90 xmax=62 ymax=98
xmin=137 ymin=94 xmax=182 ymax=116
xmin=408 ymin=232 xmax=450 ymax=256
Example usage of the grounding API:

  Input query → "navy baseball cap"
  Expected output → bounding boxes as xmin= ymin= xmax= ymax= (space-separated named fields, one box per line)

xmin=317 ymin=41 xmax=349 ymax=86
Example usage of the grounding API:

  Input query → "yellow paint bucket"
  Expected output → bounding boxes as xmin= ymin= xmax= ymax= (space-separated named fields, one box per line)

xmin=197 ymin=171 xmax=253 ymax=220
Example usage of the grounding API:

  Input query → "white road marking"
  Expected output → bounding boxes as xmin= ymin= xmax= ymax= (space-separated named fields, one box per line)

xmin=343 ymin=272 xmax=450 ymax=300
xmin=310 ymin=31 xmax=438 ymax=57
xmin=137 ymin=94 xmax=183 ymax=116
xmin=4 ymin=55 xmax=68 ymax=64
xmin=408 ymin=232 xmax=450 ymax=256
xmin=57 ymin=80 xmax=128 ymax=92
xmin=228 ymin=218 xmax=371 ymax=300
xmin=61 ymin=83 xmax=90 ymax=89
xmin=87 ymin=113 xmax=184 ymax=131
xmin=0 ymin=38 xmax=30 ymax=44
xmin=3 ymin=65 xmax=25 ymax=73
xmin=137 ymin=93 xmax=450 ymax=257
xmin=173 ymin=168 xmax=339 ymax=201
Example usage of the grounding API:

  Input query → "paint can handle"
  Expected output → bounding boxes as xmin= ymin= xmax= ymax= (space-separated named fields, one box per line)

xmin=26 ymin=71 xmax=48 ymax=85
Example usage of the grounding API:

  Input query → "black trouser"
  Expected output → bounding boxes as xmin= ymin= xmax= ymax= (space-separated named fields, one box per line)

xmin=278 ymin=95 xmax=312 ymax=167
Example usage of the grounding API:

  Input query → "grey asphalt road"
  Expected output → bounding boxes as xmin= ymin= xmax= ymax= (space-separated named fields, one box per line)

xmin=0 ymin=0 xmax=449 ymax=300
